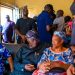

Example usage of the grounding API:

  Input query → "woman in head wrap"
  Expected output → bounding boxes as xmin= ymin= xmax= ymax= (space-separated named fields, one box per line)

xmin=33 ymin=31 xmax=73 ymax=75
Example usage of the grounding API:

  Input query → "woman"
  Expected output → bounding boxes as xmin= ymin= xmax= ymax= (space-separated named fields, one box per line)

xmin=33 ymin=31 xmax=73 ymax=75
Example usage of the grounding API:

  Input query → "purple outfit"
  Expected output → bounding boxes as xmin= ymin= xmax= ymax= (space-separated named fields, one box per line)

xmin=2 ymin=21 xmax=15 ymax=43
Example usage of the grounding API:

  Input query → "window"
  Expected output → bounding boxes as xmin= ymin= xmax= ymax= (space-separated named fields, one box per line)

xmin=0 ymin=6 xmax=19 ymax=43
xmin=1 ymin=7 xmax=13 ymax=26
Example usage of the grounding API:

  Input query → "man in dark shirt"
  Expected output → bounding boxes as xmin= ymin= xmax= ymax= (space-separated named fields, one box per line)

xmin=15 ymin=6 xmax=36 ymax=43
xmin=12 ymin=30 xmax=48 ymax=75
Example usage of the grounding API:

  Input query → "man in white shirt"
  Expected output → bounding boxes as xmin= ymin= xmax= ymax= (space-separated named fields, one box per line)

xmin=53 ymin=10 xmax=65 ymax=31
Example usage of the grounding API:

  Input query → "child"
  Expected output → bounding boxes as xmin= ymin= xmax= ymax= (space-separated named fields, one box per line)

xmin=64 ymin=16 xmax=73 ymax=45
xmin=0 ymin=44 xmax=13 ymax=75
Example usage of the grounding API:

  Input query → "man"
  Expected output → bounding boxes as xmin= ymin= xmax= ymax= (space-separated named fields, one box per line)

xmin=15 ymin=6 xmax=36 ymax=44
xmin=12 ymin=30 xmax=48 ymax=75
xmin=53 ymin=10 xmax=65 ymax=31
xmin=37 ymin=4 xmax=53 ymax=43
xmin=2 ymin=15 xmax=15 ymax=43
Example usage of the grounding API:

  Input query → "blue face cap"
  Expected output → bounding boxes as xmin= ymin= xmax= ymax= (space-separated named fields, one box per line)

xmin=26 ymin=30 xmax=39 ymax=40
xmin=54 ymin=31 xmax=67 ymax=43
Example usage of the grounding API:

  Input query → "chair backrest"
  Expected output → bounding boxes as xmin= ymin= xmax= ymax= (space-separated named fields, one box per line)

xmin=3 ymin=43 xmax=23 ymax=57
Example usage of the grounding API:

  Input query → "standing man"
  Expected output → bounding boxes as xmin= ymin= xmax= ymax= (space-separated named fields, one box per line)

xmin=37 ymin=4 xmax=53 ymax=43
xmin=53 ymin=10 xmax=65 ymax=31
xmin=2 ymin=15 xmax=15 ymax=43
xmin=15 ymin=6 xmax=36 ymax=44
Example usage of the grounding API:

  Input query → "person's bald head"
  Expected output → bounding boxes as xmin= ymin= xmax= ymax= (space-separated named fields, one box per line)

xmin=6 ymin=15 xmax=10 ymax=21
xmin=44 ymin=4 xmax=54 ymax=13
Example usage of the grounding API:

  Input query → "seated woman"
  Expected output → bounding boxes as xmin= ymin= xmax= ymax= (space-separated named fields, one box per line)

xmin=33 ymin=31 xmax=73 ymax=75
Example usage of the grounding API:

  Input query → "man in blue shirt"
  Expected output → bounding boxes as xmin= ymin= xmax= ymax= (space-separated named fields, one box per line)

xmin=37 ymin=4 xmax=53 ymax=43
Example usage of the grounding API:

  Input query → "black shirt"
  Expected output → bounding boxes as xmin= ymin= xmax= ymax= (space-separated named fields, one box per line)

xmin=15 ymin=18 xmax=36 ymax=35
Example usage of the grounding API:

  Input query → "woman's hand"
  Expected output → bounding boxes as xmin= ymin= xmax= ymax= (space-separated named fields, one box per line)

xmin=50 ymin=61 xmax=62 ymax=69
xmin=38 ymin=61 xmax=51 ymax=73
xmin=25 ymin=64 xmax=35 ymax=71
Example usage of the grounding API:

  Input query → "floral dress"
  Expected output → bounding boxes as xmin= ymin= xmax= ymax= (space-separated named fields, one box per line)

xmin=38 ymin=47 xmax=73 ymax=65
xmin=33 ymin=47 xmax=73 ymax=75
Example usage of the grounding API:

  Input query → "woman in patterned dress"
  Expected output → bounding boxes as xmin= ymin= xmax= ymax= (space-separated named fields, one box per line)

xmin=33 ymin=31 xmax=73 ymax=75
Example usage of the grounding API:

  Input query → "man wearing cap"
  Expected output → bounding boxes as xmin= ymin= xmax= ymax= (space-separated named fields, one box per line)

xmin=12 ymin=30 xmax=48 ymax=75
xmin=15 ymin=6 xmax=36 ymax=44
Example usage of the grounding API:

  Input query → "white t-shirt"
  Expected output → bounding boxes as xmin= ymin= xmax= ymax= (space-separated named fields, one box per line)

xmin=53 ymin=16 xmax=65 ymax=31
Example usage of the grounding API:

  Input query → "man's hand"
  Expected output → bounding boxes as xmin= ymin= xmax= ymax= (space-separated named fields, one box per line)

xmin=21 ymin=35 xmax=26 ymax=42
xmin=25 ymin=64 xmax=35 ymax=71
xmin=46 ymin=25 xmax=51 ymax=32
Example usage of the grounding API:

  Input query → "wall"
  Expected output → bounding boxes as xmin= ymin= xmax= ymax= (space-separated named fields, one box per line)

xmin=16 ymin=0 xmax=73 ymax=16
xmin=0 ymin=0 xmax=15 ymax=7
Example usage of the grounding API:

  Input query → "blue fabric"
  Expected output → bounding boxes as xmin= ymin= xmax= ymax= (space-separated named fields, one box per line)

xmin=0 ymin=44 xmax=11 ymax=73
xmin=37 ymin=11 xmax=53 ymax=43
xmin=12 ymin=43 xmax=48 ymax=75
xmin=38 ymin=47 xmax=73 ymax=65
xmin=54 ymin=31 xmax=67 ymax=43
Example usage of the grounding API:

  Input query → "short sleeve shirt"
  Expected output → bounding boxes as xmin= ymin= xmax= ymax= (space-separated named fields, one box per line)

xmin=37 ymin=11 xmax=53 ymax=43
xmin=15 ymin=18 xmax=36 ymax=35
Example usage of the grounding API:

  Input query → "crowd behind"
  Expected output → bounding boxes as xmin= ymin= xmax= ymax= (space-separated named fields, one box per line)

xmin=0 ymin=3 xmax=75 ymax=75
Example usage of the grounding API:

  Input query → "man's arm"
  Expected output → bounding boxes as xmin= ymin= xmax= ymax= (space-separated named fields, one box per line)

xmin=14 ymin=48 xmax=35 ymax=72
xmin=50 ymin=61 xmax=70 ymax=71
xmin=14 ymin=48 xmax=25 ymax=71
xmin=45 ymin=13 xmax=53 ymax=32
xmin=15 ymin=29 xmax=26 ymax=42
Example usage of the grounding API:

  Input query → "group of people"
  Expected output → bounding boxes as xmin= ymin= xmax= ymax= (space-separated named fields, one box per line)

xmin=0 ymin=2 xmax=75 ymax=75
xmin=0 ymin=30 xmax=75 ymax=75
